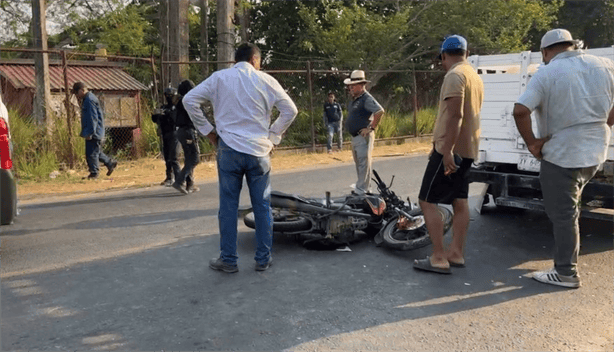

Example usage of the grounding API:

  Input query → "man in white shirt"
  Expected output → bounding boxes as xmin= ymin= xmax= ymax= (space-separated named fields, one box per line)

xmin=183 ymin=43 xmax=298 ymax=273
xmin=513 ymin=29 xmax=614 ymax=288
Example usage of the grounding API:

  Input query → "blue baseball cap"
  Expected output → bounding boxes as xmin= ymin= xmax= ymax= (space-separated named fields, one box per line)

xmin=437 ymin=35 xmax=468 ymax=59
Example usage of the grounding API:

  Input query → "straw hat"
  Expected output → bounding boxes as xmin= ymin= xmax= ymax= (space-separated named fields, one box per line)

xmin=344 ymin=70 xmax=370 ymax=85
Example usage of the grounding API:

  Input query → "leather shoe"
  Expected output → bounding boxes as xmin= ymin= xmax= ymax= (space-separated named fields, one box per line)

xmin=106 ymin=160 xmax=118 ymax=176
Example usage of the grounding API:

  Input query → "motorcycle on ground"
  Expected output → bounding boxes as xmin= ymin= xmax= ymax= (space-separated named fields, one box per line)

xmin=243 ymin=170 xmax=453 ymax=250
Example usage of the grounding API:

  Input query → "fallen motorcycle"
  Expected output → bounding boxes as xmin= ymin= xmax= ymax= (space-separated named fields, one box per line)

xmin=243 ymin=170 xmax=452 ymax=250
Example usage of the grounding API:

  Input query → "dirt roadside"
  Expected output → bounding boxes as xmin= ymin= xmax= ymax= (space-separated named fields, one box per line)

xmin=16 ymin=141 xmax=433 ymax=201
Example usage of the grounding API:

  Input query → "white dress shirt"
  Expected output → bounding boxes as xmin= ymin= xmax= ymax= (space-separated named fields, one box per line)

xmin=517 ymin=50 xmax=614 ymax=168
xmin=183 ymin=61 xmax=298 ymax=157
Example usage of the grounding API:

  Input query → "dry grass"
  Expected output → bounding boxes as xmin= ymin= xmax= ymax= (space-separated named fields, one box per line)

xmin=17 ymin=141 xmax=432 ymax=199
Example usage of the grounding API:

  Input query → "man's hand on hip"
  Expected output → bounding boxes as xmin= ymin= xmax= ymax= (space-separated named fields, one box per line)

xmin=207 ymin=131 xmax=218 ymax=148
xmin=527 ymin=136 xmax=550 ymax=160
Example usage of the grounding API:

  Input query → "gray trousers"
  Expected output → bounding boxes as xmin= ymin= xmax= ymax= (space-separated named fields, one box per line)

xmin=540 ymin=160 xmax=599 ymax=276
xmin=351 ymin=132 xmax=374 ymax=194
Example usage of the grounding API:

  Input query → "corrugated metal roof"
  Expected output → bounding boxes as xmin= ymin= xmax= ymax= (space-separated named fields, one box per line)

xmin=0 ymin=64 xmax=148 ymax=91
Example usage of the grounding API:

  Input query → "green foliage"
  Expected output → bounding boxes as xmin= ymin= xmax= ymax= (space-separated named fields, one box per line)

xmin=553 ymin=0 xmax=614 ymax=50
xmin=280 ymin=0 xmax=562 ymax=89
xmin=374 ymin=108 xmax=438 ymax=139
xmin=8 ymin=109 xmax=59 ymax=180
xmin=138 ymin=101 xmax=161 ymax=157
xmin=62 ymin=4 xmax=156 ymax=57
xmin=280 ymin=111 xmax=314 ymax=147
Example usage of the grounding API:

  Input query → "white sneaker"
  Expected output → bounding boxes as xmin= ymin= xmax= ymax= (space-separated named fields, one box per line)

xmin=533 ymin=267 xmax=580 ymax=288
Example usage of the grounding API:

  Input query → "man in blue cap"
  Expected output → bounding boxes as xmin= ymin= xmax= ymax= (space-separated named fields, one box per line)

xmin=413 ymin=35 xmax=484 ymax=274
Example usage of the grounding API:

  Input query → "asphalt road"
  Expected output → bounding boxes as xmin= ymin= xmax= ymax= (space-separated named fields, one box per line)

xmin=1 ymin=154 xmax=612 ymax=351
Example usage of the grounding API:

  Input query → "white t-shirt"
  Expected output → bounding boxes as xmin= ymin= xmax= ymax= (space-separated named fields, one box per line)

xmin=516 ymin=50 xmax=614 ymax=168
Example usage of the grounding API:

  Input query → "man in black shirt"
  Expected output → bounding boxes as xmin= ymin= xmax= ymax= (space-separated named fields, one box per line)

xmin=152 ymin=87 xmax=180 ymax=186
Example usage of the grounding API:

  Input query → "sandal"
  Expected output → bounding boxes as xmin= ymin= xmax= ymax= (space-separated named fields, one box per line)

xmin=413 ymin=257 xmax=451 ymax=274
xmin=449 ymin=260 xmax=465 ymax=268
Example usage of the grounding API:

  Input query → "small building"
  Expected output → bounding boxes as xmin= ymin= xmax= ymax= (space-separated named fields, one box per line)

xmin=0 ymin=59 xmax=148 ymax=156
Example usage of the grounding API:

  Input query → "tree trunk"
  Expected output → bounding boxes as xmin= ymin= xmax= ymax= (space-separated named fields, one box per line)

xmin=169 ymin=0 xmax=190 ymax=87
xmin=217 ymin=0 xmax=235 ymax=70
xmin=236 ymin=0 xmax=250 ymax=43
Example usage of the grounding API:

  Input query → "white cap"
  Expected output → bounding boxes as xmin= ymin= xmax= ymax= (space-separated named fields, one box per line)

xmin=540 ymin=29 xmax=579 ymax=49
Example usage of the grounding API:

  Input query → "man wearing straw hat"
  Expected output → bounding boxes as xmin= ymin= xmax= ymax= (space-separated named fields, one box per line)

xmin=343 ymin=70 xmax=384 ymax=194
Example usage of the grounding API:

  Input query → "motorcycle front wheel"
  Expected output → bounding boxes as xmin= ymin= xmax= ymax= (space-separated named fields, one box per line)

xmin=244 ymin=210 xmax=312 ymax=233
xmin=381 ymin=205 xmax=453 ymax=251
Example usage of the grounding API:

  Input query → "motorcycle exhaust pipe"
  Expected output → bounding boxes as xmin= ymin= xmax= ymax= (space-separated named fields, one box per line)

xmin=271 ymin=197 xmax=372 ymax=218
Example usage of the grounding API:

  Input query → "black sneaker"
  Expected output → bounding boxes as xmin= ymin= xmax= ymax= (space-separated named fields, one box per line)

xmin=106 ymin=160 xmax=118 ymax=176
xmin=255 ymin=258 xmax=273 ymax=272
xmin=83 ymin=173 xmax=98 ymax=180
xmin=209 ymin=258 xmax=238 ymax=273
xmin=172 ymin=181 xmax=189 ymax=195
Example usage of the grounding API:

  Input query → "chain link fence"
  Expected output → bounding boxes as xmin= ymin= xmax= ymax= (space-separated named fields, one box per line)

xmin=1 ymin=47 xmax=444 ymax=178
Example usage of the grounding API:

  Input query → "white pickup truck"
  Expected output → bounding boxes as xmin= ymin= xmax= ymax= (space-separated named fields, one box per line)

xmin=467 ymin=46 xmax=614 ymax=220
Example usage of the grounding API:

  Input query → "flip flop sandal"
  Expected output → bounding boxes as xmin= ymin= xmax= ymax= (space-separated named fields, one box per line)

xmin=449 ymin=260 xmax=465 ymax=268
xmin=413 ymin=257 xmax=451 ymax=274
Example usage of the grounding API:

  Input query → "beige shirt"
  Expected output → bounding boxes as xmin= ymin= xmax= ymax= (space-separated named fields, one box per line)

xmin=432 ymin=61 xmax=484 ymax=159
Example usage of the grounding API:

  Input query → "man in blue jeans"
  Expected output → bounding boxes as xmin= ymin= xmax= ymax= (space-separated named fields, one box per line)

xmin=72 ymin=82 xmax=117 ymax=180
xmin=323 ymin=92 xmax=343 ymax=153
xmin=183 ymin=43 xmax=298 ymax=273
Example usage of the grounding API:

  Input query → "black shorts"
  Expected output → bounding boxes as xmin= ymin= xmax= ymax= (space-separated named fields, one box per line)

xmin=418 ymin=150 xmax=473 ymax=205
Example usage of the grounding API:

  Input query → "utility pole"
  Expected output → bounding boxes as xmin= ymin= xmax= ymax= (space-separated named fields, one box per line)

xmin=217 ymin=0 xmax=235 ymax=70
xmin=160 ymin=0 xmax=189 ymax=89
xmin=200 ymin=0 xmax=209 ymax=77
xmin=32 ymin=0 xmax=51 ymax=125
xmin=169 ymin=0 xmax=190 ymax=87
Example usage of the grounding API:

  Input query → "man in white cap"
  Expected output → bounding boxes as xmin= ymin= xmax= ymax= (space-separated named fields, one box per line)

xmin=513 ymin=29 xmax=614 ymax=288
xmin=413 ymin=34 xmax=483 ymax=275
xmin=343 ymin=70 xmax=384 ymax=194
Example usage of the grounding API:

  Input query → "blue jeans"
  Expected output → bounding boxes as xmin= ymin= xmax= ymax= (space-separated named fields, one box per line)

xmin=326 ymin=122 xmax=343 ymax=151
xmin=216 ymin=138 xmax=273 ymax=266
xmin=85 ymin=139 xmax=112 ymax=175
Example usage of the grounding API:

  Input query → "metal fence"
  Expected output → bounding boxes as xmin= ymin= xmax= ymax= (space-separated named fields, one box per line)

xmin=0 ymin=47 xmax=444 ymax=170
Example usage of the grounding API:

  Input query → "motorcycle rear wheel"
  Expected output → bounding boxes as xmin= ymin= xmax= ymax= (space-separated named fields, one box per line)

xmin=381 ymin=205 xmax=453 ymax=251
xmin=244 ymin=210 xmax=312 ymax=233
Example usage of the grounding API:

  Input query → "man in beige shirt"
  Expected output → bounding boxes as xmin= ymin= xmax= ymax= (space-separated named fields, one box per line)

xmin=414 ymin=35 xmax=484 ymax=274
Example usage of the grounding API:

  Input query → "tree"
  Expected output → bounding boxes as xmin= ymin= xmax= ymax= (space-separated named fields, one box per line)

xmin=297 ymin=0 xmax=562 ymax=88
xmin=553 ymin=0 xmax=614 ymax=49
xmin=0 ymin=0 xmax=128 ymax=46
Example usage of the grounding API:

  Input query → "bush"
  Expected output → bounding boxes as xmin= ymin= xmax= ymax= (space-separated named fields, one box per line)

xmin=9 ymin=109 xmax=59 ymax=180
